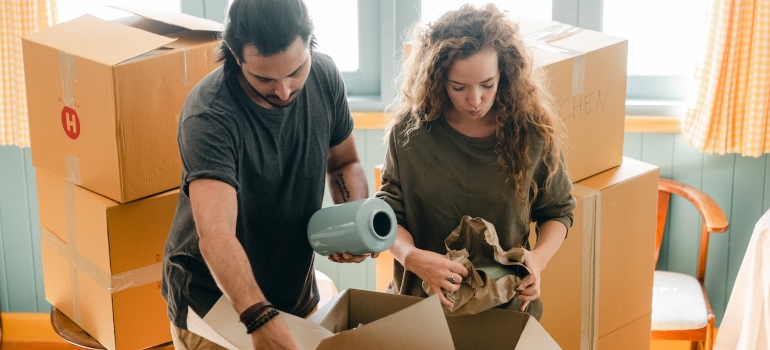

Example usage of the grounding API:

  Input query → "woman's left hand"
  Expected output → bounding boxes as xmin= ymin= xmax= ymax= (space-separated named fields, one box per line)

xmin=516 ymin=249 xmax=545 ymax=312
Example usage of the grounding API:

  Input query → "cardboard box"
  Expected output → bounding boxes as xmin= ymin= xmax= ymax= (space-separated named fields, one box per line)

xmin=36 ymin=168 xmax=179 ymax=349
xmin=518 ymin=17 xmax=628 ymax=182
xmin=540 ymin=157 xmax=658 ymax=350
xmin=22 ymin=7 xmax=222 ymax=203
xmin=308 ymin=289 xmax=561 ymax=349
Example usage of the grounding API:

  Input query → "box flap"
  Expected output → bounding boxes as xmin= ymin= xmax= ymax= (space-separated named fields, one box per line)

xmin=317 ymin=294 xmax=454 ymax=349
xmin=23 ymin=14 xmax=174 ymax=66
xmin=516 ymin=316 xmax=563 ymax=349
xmin=108 ymin=5 xmax=224 ymax=32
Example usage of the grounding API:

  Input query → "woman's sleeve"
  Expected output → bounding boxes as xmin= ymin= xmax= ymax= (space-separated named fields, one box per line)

xmin=530 ymin=149 xmax=576 ymax=233
xmin=375 ymin=129 xmax=407 ymax=226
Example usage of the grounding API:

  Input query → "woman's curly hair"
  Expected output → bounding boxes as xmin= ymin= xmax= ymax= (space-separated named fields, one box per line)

xmin=385 ymin=3 xmax=568 ymax=214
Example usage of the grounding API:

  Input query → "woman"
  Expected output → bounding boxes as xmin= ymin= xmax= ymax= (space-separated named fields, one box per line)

xmin=376 ymin=4 xmax=576 ymax=320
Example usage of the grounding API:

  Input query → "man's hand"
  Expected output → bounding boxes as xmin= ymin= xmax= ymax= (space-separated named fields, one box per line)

xmin=251 ymin=316 xmax=299 ymax=350
xmin=327 ymin=252 xmax=380 ymax=263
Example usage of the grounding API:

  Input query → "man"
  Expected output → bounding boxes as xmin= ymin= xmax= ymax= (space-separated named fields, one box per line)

xmin=161 ymin=0 xmax=372 ymax=348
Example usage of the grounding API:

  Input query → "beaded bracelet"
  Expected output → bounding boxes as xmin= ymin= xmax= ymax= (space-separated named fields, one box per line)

xmin=246 ymin=308 xmax=279 ymax=334
xmin=240 ymin=301 xmax=273 ymax=327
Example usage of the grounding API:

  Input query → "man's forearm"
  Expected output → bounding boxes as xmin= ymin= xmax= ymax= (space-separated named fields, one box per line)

xmin=200 ymin=232 xmax=265 ymax=313
xmin=328 ymin=162 xmax=368 ymax=204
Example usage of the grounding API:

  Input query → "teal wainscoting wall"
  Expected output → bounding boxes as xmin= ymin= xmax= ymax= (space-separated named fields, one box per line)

xmin=2 ymin=130 xmax=769 ymax=326
xmin=0 ymin=146 xmax=47 ymax=312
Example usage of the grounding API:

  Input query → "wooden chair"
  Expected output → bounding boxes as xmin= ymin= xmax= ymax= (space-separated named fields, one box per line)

xmin=50 ymin=307 xmax=174 ymax=349
xmin=651 ymin=178 xmax=729 ymax=350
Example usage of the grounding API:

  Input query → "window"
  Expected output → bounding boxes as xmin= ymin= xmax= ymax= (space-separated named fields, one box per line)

xmin=197 ymin=0 xmax=710 ymax=116
xmin=603 ymin=0 xmax=709 ymax=115
xmin=304 ymin=0 xmax=359 ymax=72
xmin=421 ymin=0 xmax=552 ymax=23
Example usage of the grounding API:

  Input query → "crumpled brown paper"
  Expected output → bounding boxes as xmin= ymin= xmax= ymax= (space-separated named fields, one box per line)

xmin=422 ymin=216 xmax=531 ymax=316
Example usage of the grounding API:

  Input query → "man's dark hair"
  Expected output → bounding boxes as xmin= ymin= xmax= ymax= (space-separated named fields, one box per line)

xmin=218 ymin=0 xmax=317 ymax=77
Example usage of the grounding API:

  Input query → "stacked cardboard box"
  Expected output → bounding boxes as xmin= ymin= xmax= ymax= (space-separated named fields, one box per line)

xmin=515 ymin=17 xmax=657 ymax=350
xmin=518 ymin=16 xmax=628 ymax=183
xmin=374 ymin=16 xmax=658 ymax=350
xmin=22 ymin=7 xmax=222 ymax=350
xmin=539 ymin=157 xmax=658 ymax=350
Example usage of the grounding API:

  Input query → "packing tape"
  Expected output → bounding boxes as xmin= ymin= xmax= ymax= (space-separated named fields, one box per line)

xmin=65 ymin=154 xmax=81 ymax=185
xmin=45 ymin=183 xmax=163 ymax=324
xmin=60 ymin=52 xmax=82 ymax=186
xmin=42 ymin=229 xmax=163 ymax=306
xmin=59 ymin=51 xmax=76 ymax=108
xmin=524 ymin=23 xmax=586 ymax=96
xmin=167 ymin=44 xmax=190 ymax=87
xmin=182 ymin=46 xmax=189 ymax=87
xmin=64 ymin=182 xmax=80 ymax=323
xmin=592 ymin=190 xmax=601 ymax=350
xmin=572 ymin=183 xmax=599 ymax=350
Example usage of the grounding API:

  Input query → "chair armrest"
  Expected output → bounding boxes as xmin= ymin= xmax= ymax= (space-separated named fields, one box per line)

xmin=658 ymin=178 xmax=729 ymax=233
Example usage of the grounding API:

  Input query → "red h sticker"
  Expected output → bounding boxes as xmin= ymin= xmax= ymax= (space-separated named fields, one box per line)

xmin=61 ymin=106 xmax=80 ymax=139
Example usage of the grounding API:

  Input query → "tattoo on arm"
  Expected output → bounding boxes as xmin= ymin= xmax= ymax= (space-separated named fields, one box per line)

xmin=334 ymin=173 xmax=351 ymax=202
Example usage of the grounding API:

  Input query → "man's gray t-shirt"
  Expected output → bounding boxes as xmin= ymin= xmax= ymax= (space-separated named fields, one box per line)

xmin=162 ymin=52 xmax=353 ymax=329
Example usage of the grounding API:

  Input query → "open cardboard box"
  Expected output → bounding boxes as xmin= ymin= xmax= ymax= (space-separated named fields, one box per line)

xmin=307 ymin=289 xmax=561 ymax=349
xmin=22 ymin=6 xmax=222 ymax=203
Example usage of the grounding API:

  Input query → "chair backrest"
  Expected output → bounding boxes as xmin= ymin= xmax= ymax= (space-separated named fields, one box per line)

xmin=656 ymin=178 xmax=729 ymax=282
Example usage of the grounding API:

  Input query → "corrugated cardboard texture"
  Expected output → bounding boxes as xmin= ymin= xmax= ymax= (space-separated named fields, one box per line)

xmin=597 ymin=313 xmax=652 ymax=350
xmin=22 ymin=13 xmax=220 ymax=203
xmin=36 ymin=169 xmax=178 ymax=349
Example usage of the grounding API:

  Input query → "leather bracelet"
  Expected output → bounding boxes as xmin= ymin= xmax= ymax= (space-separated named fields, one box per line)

xmin=239 ymin=301 xmax=273 ymax=326
xmin=246 ymin=308 xmax=279 ymax=334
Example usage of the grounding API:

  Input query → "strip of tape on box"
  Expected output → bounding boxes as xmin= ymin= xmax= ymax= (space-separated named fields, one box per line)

xmin=524 ymin=23 xmax=586 ymax=96
xmin=42 ymin=230 xmax=162 ymax=294
xmin=572 ymin=183 xmax=599 ymax=350
xmin=43 ymin=182 xmax=162 ymax=323
xmin=166 ymin=44 xmax=190 ymax=87
xmin=60 ymin=51 xmax=82 ymax=186
xmin=59 ymin=51 xmax=76 ymax=108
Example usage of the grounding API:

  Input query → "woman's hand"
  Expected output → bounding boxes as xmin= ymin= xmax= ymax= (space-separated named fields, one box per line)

xmin=251 ymin=315 xmax=299 ymax=350
xmin=327 ymin=252 xmax=380 ymax=263
xmin=517 ymin=220 xmax=567 ymax=312
xmin=516 ymin=249 xmax=545 ymax=312
xmin=404 ymin=249 xmax=468 ymax=308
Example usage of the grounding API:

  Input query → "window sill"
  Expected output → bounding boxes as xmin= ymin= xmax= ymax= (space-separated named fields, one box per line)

xmin=352 ymin=112 xmax=682 ymax=134
xmin=625 ymin=116 xmax=681 ymax=133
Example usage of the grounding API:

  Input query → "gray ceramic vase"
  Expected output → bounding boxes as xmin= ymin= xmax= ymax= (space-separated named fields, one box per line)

xmin=307 ymin=198 xmax=397 ymax=256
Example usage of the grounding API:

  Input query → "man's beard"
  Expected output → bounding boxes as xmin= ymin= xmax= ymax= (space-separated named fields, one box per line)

xmin=245 ymin=78 xmax=301 ymax=108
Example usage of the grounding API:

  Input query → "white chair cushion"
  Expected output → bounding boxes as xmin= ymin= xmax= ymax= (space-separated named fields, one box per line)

xmin=651 ymin=270 xmax=709 ymax=330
